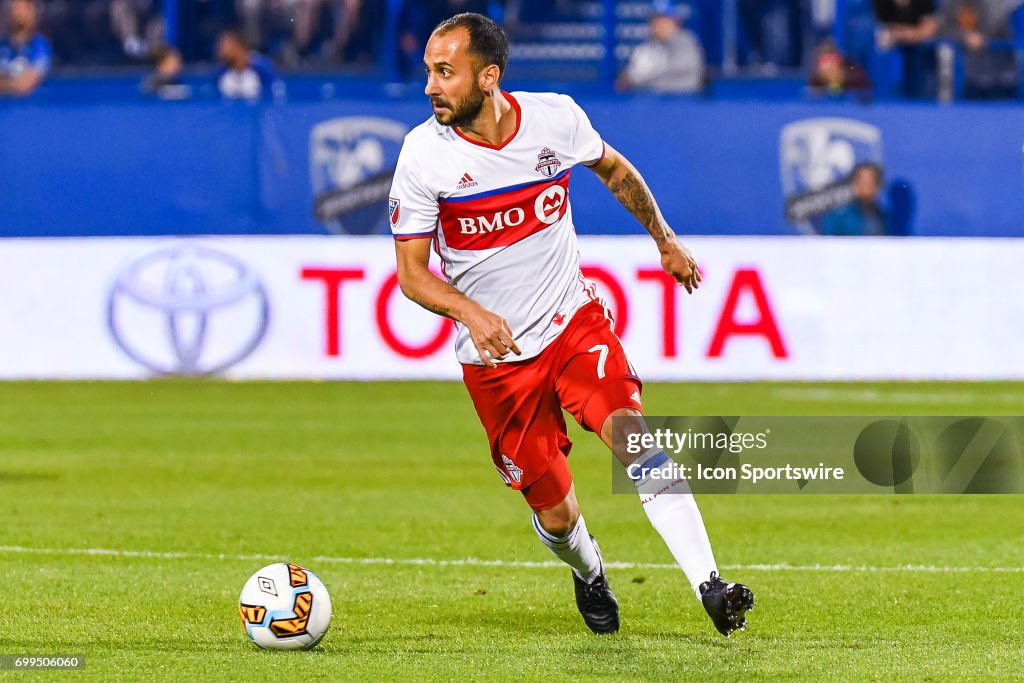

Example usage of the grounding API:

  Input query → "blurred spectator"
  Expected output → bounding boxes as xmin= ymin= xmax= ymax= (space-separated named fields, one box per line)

xmin=141 ymin=45 xmax=189 ymax=98
xmin=398 ymin=0 xmax=488 ymax=79
xmin=941 ymin=0 xmax=1021 ymax=99
xmin=215 ymin=28 xmax=276 ymax=99
xmin=111 ymin=0 xmax=165 ymax=60
xmin=0 ymin=0 xmax=50 ymax=96
xmin=316 ymin=0 xmax=361 ymax=63
xmin=873 ymin=0 xmax=939 ymax=98
xmin=809 ymin=37 xmax=871 ymax=93
xmin=616 ymin=2 xmax=705 ymax=94
xmin=739 ymin=0 xmax=803 ymax=71
xmin=34 ymin=0 xmax=117 ymax=65
xmin=236 ymin=0 xmax=369 ymax=66
xmin=822 ymin=163 xmax=889 ymax=236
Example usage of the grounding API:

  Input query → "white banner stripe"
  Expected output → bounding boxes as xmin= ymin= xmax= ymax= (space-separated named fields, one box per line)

xmin=771 ymin=387 xmax=1024 ymax=405
xmin=0 ymin=545 xmax=1020 ymax=574
xmin=6 ymin=236 xmax=1024 ymax=380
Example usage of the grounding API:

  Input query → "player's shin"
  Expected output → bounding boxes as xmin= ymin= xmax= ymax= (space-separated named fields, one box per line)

xmin=630 ymin=448 xmax=718 ymax=599
xmin=532 ymin=513 xmax=603 ymax=584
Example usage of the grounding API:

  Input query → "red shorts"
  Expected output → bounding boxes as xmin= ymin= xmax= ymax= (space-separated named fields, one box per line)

xmin=462 ymin=302 xmax=643 ymax=511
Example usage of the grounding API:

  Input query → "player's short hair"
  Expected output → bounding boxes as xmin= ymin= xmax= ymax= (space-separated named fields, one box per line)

xmin=433 ymin=12 xmax=508 ymax=81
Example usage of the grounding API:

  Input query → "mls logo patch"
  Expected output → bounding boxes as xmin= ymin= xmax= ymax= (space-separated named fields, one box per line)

xmin=388 ymin=197 xmax=401 ymax=227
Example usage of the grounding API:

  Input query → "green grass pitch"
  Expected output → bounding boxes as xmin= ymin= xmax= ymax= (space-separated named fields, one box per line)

xmin=1 ymin=381 xmax=1022 ymax=681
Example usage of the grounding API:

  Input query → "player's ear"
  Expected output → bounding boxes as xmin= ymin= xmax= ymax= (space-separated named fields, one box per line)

xmin=477 ymin=64 xmax=500 ymax=92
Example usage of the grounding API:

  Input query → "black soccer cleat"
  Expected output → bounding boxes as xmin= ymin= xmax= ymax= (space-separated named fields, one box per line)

xmin=699 ymin=571 xmax=755 ymax=637
xmin=572 ymin=536 xmax=619 ymax=634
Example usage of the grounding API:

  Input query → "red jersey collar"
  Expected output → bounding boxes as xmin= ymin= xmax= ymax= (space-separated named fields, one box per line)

xmin=453 ymin=91 xmax=521 ymax=151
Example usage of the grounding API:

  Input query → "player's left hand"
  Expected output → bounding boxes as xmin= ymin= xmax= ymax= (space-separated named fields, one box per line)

xmin=660 ymin=239 xmax=702 ymax=293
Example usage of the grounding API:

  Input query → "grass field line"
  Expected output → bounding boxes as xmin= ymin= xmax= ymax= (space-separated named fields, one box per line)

xmin=1 ymin=545 xmax=1022 ymax=574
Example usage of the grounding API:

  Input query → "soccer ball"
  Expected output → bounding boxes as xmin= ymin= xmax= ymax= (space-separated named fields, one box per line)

xmin=238 ymin=563 xmax=333 ymax=650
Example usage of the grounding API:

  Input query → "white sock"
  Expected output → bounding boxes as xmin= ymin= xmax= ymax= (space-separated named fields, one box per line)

xmin=532 ymin=513 xmax=603 ymax=584
xmin=630 ymin=448 xmax=718 ymax=599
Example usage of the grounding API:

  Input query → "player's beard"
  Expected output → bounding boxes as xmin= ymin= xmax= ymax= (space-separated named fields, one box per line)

xmin=431 ymin=83 xmax=486 ymax=129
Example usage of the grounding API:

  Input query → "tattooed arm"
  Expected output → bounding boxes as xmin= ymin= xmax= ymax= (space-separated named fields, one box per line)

xmin=394 ymin=237 xmax=520 ymax=367
xmin=588 ymin=143 xmax=702 ymax=293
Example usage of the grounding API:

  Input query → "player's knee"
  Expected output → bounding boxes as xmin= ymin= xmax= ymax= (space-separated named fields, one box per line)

xmin=601 ymin=407 xmax=643 ymax=438
xmin=535 ymin=496 xmax=579 ymax=537
xmin=601 ymin=407 xmax=645 ymax=453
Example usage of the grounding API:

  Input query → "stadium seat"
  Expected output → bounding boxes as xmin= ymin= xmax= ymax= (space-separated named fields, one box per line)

xmin=503 ymin=1 xmax=706 ymax=83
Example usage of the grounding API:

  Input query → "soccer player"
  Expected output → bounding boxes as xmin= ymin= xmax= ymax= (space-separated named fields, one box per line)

xmin=390 ymin=13 xmax=754 ymax=636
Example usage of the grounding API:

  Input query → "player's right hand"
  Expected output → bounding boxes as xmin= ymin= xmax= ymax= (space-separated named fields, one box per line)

xmin=660 ymin=238 xmax=702 ymax=294
xmin=465 ymin=306 xmax=521 ymax=368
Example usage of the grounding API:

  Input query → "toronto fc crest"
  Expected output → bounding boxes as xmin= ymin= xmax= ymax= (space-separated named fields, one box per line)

xmin=501 ymin=454 xmax=523 ymax=484
xmin=535 ymin=147 xmax=562 ymax=177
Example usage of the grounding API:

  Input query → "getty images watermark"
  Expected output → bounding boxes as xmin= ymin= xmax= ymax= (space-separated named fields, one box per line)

xmin=0 ymin=655 xmax=85 ymax=670
xmin=611 ymin=417 xmax=1024 ymax=494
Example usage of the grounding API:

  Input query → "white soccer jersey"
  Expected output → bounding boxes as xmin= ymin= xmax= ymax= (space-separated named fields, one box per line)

xmin=389 ymin=91 xmax=607 ymax=365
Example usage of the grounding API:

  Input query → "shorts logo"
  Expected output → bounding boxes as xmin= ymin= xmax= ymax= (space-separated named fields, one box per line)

xmin=630 ymin=391 xmax=641 ymax=404
xmin=535 ymin=147 xmax=562 ymax=177
xmin=501 ymin=454 xmax=523 ymax=484
xmin=388 ymin=197 xmax=400 ymax=227
xmin=552 ymin=312 xmax=566 ymax=326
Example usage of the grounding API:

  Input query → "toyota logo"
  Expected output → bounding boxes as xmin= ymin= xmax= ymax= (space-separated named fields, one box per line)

xmin=107 ymin=245 xmax=269 ymax=375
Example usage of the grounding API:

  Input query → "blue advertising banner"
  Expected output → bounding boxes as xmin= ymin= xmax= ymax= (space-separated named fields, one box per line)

xmin=1 ymin=96 xmax=1022 ymax=237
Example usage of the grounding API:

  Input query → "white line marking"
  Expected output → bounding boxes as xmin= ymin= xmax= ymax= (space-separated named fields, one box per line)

xmin=0 ymin=545 xmax=1021 ymax=573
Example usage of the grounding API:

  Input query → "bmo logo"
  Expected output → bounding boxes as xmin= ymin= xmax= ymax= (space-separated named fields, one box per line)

xmin=456 ymin=185 xmax=566 ymax=235
xmin=446 ymin=181 xmax=569 ymax=242
xmin=534 ymin=186 xmax=565 ymax=225
xmin=458 ymin=207 xmax=526 ymax=235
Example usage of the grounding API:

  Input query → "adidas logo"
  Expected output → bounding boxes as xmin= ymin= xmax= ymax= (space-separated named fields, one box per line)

xmin=630 ymin=391 xmax=641 ymax=404
xmin=456 ymin=172 xmax=478 ymax=190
